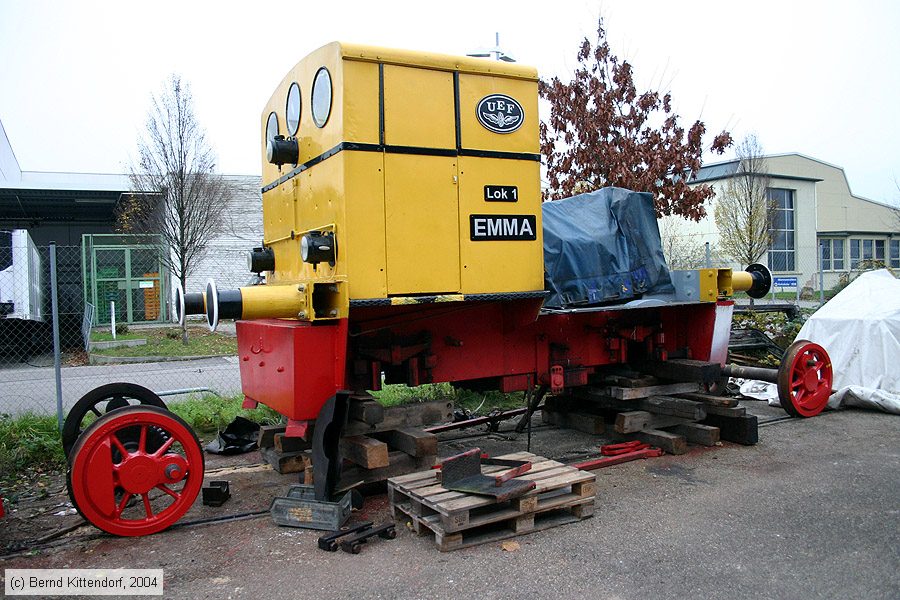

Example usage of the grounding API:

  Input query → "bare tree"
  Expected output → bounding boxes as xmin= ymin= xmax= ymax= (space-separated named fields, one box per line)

xmin=658 ymin=217 xmax=719 ymax=270
xmin=117 ymin=75 xmax=230 ymax=343
xmin=713 ymin=134 xmax=773 ymax=267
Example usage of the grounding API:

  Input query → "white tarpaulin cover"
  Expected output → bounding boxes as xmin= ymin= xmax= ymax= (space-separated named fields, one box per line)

xmin=793 ymin=269 xmax=900 ymax=414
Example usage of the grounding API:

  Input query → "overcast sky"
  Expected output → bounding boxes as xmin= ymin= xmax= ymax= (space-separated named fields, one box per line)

xmin=1 ymin=0 xmax=898 ymax=204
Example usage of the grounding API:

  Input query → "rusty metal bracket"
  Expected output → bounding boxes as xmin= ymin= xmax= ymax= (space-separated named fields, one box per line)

xmin=440 ymin=448 xmax=535 ymax=501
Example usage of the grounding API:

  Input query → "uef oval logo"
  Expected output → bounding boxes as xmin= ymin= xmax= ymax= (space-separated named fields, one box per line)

xmin=476 ymin=94 xmax=524 ymax=134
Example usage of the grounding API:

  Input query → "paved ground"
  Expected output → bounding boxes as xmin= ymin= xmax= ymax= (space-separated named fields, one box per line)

xmin=0 ymin=356 xmax=243 ymax=416
xmin=2 ymin=407 xmax=898 ymax=599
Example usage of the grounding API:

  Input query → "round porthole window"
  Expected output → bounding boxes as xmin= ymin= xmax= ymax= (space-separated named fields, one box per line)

xmin=311 ymin=67 xmax=332 ymax=128
xmin=265 ymin=111 xmax=279 ymax=145
xmin=286 ymin=82 xmax=301 ymax=136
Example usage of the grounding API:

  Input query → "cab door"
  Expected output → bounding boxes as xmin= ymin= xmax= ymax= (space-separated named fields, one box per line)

xmin=382 ymin=65 xmax=460 ymax=295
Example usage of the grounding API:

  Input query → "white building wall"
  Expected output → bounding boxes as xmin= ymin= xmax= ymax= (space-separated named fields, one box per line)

xmin=669 ymin=153 xmax=900 ymax=297
xmin=180 ymin=175 xmax=264 ymax=303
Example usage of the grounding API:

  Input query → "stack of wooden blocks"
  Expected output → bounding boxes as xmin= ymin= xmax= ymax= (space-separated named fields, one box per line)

xmin=542 ymin=373 xmax=758 ymax=454
xmin=258 ymin=397 xmax=453 ymax=487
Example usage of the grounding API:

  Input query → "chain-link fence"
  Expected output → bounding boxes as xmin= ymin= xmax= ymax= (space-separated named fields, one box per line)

xmin=0 ymin=238 xmax=250 ymax=418
xmin=2 ymin=233 xmax=889 ymax=418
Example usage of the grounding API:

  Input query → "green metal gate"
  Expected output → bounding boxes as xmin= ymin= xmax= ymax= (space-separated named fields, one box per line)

xmin=82 ymin=234 xmax=167 ymax=325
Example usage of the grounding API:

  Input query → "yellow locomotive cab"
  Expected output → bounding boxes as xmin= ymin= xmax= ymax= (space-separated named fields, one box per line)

xmin=253 ymin=42 xmax=545 ymax=321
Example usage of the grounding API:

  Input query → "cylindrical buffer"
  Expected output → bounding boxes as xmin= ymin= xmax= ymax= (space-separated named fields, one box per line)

xmin=174 ymin=282 xmax=206 ymax=326
xmin=731 ymin=263 xmax=772 ymax=299
xmin=247 ymin=247 xmax=275 ymax=273
xmin=205 ymin=279 xmax=308 ymax=331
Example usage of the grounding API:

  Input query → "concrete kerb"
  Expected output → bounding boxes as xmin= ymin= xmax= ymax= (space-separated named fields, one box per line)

xmin=87 ymin=353 xmax=232 ymax=365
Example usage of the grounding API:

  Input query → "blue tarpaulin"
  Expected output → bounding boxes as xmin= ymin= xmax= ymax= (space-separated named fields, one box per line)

xmin=542 ymin=187 xmax=673 ymax=309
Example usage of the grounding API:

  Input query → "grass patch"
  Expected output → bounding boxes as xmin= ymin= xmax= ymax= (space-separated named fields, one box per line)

xmin=371 ymin=383 xmax=524 ymax=415
xmin=90 ymin=330 xmax=145 ymax=342
xmin=0 ymin=413 xmax=66 ymax=481
xmin=0 ymin=395 xmax=282 ymax=488
xmin=91 ymin=326 xmax=237 ymax=358
xmin=167 ymin=394 xmax=282 ymax=433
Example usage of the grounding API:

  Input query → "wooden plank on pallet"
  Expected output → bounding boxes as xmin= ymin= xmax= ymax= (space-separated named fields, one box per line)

xmin=668 ymin=423 xmax=720 ymax=446
xmin=614 ymin=410 xmax=691 ymax=434
xmin=605 ymin=382 xmax=700 ymax=400
xmin=257 ymin=425 xmax=286 ymax=449
xmin=340 ymin=435 xmax=390 ymax=469
xmin=542 ymin=409 xmax=605 ymax=434
xmin=372 ymin=427 xmax=438 ymax=457
xmin=674 ymin=392 xmax=740 ymax=407
xmin=259 ymin=447 xmax=309 ymax=474
xmin=635 ymin=428 xmax=688 ymax=455
xmin=274 ymin=432 xmax=310 ymax=453
xmin=348 ymin=398 xmax=385 ymax=425
xmin=344 ymin=400 xmax=453 ymax=436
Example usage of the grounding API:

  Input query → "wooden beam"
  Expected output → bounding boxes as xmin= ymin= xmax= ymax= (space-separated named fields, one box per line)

xmin=635 ymin=429 xmax=688 ymax=455
xmin=339 ymin=451 xmax=436 ymax=489
xmin=701 ymin=414 xmax=758 ymax=445
xmin=257 ymin=425 xmax=286 ymax=449
xmin=614 ymin=410 xmax=690 ymax=434
xmin=348 ymin=398 xmax=385 ymax=425
xmin=639 ymin=396 xmax=706 ymax=420
xmin=669 ymin=423 xmax=720 ymax=446
xmin=703 ymin=405 xmax=747 ymax=417
xmin=636 ymin=359 xmax=722 ymax=383
xmin=275 ymin=432 xmax=310 ymax=453
xmin=606 ymin=382 xmax=700 ymax=400
xmin=341 ymin=435 xmax=390 ymax=469
xmin=344 ymin=400 xmax=454 ymax=436
xmin=373 ymin=428 xmax=438 ymax=457
xmin=259 ymin=447 xmax=309 ymax=474
xmin=674 ymin=392 xmax=740 ymax=407
xmin=542 ymin=409 xmax=605 ymax=434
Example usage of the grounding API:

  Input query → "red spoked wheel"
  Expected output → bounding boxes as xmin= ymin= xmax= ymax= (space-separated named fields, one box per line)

xmin=777 ymin=340 xmax=833 ymax=418
xmin=67 ymin=405 xmax=204 ymax=536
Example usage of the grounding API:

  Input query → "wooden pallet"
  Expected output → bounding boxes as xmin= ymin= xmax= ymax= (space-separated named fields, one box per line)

xmin=388 ymin=451 xmax=596 ymax=551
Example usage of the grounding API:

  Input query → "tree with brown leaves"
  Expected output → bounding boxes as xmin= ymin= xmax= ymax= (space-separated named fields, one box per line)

xmin=540 ymin=18 xmax=732 ymax=220
xmin=117 ymin=75 xmax=231 ymax=343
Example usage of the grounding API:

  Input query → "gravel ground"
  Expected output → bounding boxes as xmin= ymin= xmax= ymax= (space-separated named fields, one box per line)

xmin=2 ymin=407 xmax=898 ymax=600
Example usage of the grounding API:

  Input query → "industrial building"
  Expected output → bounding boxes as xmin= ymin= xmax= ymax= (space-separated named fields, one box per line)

xmin=663 ymin=153 xmax=900 ymax=292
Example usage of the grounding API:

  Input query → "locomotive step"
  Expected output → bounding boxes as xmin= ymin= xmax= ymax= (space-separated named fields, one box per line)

xmin=388 ymin=451 xmax=595 ymax=552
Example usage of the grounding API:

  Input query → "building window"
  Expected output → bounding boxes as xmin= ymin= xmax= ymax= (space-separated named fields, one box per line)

xmin=891 ymin=239 xmax=900 ymax=268
xmin=850 ymin=237 xmax=890 ymax=268
xmin=819 ymin=238 xmax=844 ymax=271
xmin=768 ymin=188 xmax=795 ymax=272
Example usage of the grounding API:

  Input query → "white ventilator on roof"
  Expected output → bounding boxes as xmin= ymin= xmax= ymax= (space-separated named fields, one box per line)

xmin=795 ymin=269 xmax=900 ymax=414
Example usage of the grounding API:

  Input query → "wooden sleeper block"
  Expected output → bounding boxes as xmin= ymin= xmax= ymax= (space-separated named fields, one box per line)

xmin=635 ymin=428 xmax=688 ymax=455
xmin=274 ymin=432 xmax=311 ymax=453
xmin=614 ymin=410 xmax=690 ymax=434
xmin=340 ymin=435 xmax=390 ymax=469
xmin=257 ymin=425 xmax=286 ymax=449
xmin=542 ymin=409 xmax=606 ymax=434
xmin=373 ymin=427 xmax=438 ymax=457
xmin=259 ymin=447 xmax=310 ymax=474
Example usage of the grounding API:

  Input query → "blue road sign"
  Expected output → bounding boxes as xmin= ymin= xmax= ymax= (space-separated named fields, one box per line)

xmin=773 ymin=276 xmax=798 ymax=288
